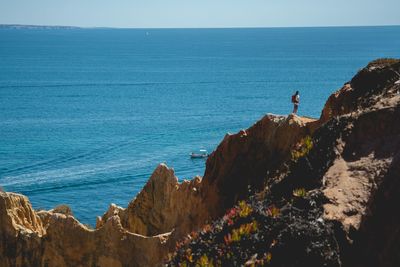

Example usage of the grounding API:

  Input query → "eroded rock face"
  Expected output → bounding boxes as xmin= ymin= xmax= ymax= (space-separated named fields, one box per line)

xmin=322 ymin=109 xmax=399 ymax=234
xmin=41 ymin=213 xmax=170 ymax=267
xmin=320 ymin=59 xmax=400 ymax=122
xmin=0 ymin=191 xmax=171 ymax=267
xmin=0 ymin=192 xmax=44 ymax=267
xmin=50 ymin=205 xmax=74 ymax=217
xmin=98 ymin=164 xmax=208 ymax=238
xmin=0 ymin=192 xmax=44 ymax=236
xmin=318 ymin=60 xmax=400 ymax=240
xmin=201 ymin=114 xmax=317 ymax=218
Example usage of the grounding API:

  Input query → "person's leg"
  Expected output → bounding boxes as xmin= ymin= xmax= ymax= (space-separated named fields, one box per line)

xmin=293 ymin=104 xmax=298 ymax=114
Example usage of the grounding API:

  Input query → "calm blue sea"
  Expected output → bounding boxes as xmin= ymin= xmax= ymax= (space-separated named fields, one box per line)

xmin=1 ymin=26 xmax=399 ymax=225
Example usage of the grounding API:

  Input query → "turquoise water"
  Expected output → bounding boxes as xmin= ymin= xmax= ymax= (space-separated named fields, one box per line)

xmin=1 ymin=26 xmax=399 ymax=225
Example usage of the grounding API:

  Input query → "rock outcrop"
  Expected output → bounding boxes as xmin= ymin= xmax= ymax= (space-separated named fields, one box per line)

xmin=1 ymin=58 xmax=399 ymax=267
xmin=320 ymin=58 xmax=400 ymax=122
xmin=97 ymin=164 xmax=208 ymax=238
xmin=0 ymin=192 xmax=44 ymax=267
xmin=201 ymin=114 xmax=317 ymax=218
xmin=0 ymin=191 xmax=171 ymax=267
xmin=319 ymin=59 xmax=400 ymax=266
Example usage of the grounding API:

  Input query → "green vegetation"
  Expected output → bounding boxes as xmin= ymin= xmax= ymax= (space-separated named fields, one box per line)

xmin=238 ymin=200 xmax=253 ymax=218
xmin=266 ymin=205 xmax=280 ymax=218
xmin=293 ymin=188 xmax=307 ymax=198
xmin=291 ymin=136 xmax=313 ymax=161
xmin=224 ymin=221 xmax=258 ymax=245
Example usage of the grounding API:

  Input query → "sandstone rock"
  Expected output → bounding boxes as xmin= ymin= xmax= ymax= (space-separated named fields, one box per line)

xmin=41 ymin=213 xmax=171 ymax=267
xmin=50 ymin=204 xmax=73 ymax=217
xmin=317 ymin=60 xmax=400 ymax=238
xmin=96 ymin=203 xmax=123 ymax=229
xmin=98 ymin=164 xmax=208 ymax=238
xmin=0 ymin=192 xmax=45 ymax=267
xmin=0 ymin=191 xmax=172 ymax=267
xmin=320 ymin=59 xmax=400 ymax=122
xmin=0 ymin=192 xmax=45 ymax=236
xmin=201 ymin=113 xmax=317 ymax=217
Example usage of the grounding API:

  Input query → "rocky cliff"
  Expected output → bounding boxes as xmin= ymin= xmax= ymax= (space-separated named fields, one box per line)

xmin=169 ymin=58 xmax=400 ymax=266
xmin=1 ymin=58 xmax=399 ymax=267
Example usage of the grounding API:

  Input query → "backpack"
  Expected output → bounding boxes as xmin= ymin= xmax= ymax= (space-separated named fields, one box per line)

xmin=291 ymin=95 xmax=296 ymax=103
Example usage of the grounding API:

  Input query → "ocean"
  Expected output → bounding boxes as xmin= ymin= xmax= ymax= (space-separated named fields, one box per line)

xmin=1 ymin=26 xmax=399 ymax=225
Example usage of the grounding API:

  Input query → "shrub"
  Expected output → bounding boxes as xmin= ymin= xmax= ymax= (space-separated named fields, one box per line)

xmin=224 ymin=221 xmax=258 ymax=245
xmin=291 ymin=136 xmax=313 ymax=161
xmin=238 ymin=201 xmax=253 ymax=218
xmin=293 ymin=188 xmax=307 ymax=198
xmin=266 ymin=205 xmax=280 ymax=218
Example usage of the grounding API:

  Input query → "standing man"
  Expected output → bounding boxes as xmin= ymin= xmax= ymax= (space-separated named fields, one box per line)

xmin=291 ymin=91 xmax=300 ymax=114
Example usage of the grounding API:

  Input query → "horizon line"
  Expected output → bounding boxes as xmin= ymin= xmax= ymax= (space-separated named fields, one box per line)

xmin=1 ymin=23 xmax=400 ymax=30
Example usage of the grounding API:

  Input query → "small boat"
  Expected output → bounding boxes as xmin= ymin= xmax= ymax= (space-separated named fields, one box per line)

xmin=190 ymin=149 xmax=208 ymax=159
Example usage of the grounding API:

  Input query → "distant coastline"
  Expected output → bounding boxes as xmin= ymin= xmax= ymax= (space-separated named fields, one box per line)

xmin=0 ymin=23 xmax=399 ymax=30
xmin=0 ymin=24 xmax=81 ymax=30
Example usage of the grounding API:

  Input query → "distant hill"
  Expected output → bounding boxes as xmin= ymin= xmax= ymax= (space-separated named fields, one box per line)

xmin=0 ymin=24 xmax=81 ymax=29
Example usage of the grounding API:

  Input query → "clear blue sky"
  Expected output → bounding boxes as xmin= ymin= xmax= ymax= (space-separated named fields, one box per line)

xmin=0 ymin=0 xmax=399 ymax=28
